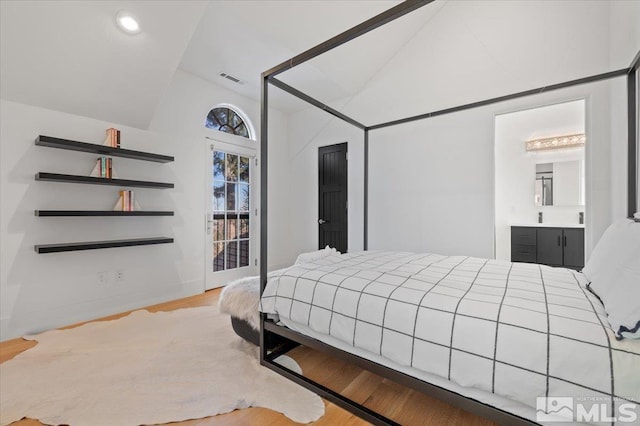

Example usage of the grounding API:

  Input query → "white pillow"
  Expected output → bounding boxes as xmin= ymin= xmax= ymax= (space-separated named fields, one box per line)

xmin=582 ymin=217 xmax=640 ymax=339
xmin=294 ymin=246 xmax=341 ymax=265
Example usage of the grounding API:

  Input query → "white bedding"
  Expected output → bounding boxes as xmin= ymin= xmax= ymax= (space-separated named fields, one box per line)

xmin=261 ymin=251 xmax=640 ymax=424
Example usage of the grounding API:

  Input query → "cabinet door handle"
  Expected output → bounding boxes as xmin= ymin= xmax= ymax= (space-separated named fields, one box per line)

xmin=557 ymin=236 xmax=561 ymax=246
xmin=563 ymin=235 xmax=567 ymax=247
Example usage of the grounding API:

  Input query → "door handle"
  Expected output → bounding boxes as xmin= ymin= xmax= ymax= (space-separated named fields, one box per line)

xmin=206 ymin=214 xmax=214 ymax=234
xmin=318 ymin=219 xmax=328 ymax=225
xmin=563 ymin=235 xmax=567 ymax=247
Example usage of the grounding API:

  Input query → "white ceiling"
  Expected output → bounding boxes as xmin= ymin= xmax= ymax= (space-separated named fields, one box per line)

xmin=1 ymin=0 xmax=425 ymax=125
xmin=336 ymin=0 xmax=628 ymax=124
xmin=0 ymin=0 xmax=208 ymax=129
xmin=179 ymin=0 xmax=640 ymax=123
xmin=1 ymin=1 xmax=638 ymax=129
xmin=274 ymin=2 xmax=446 ymax=111
xmin=178 ymin=0 xmax=442 ymax=113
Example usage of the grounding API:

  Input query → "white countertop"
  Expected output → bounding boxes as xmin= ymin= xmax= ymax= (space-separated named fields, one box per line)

xmin=511 ymin=223 xmax=585 ymax=228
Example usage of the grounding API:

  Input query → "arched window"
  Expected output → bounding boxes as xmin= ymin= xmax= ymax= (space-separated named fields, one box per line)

xmin=205 ymin=106 xmax=251 ymax=139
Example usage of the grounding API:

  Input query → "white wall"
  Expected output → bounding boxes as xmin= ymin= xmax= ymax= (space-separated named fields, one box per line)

xmin=284 ymin=103 xmax=365 ymax=257
xmin=609 ymin=0 xmax=640 ymax=70
xmin=0 ymin=68 xmax=293 ymax=340
xmin=494 ymin=100 xmax=585 ymax=261
xmin=369 ymin=109 xmax=494 ymax=258
xmin=553 ymin=160 xmax=583 ymax=207
xmin=368 ymin=80 xmax=625 ymax=260
xmin=278 ymin=2 xmax=635 ymax=261
xmin=0 ymin=100 xmax=203 ymax=340
xmin=149 ymin=69 xmax=293 ymax=270
xmin=279 ymin=83 xmax=629 ymax=264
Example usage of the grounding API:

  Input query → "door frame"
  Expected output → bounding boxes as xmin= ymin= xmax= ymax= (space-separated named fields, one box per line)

xmin=493 ymin=97 xmax=588 ymax=262
xmin=205 ymin=137 xmax=257 ymax=290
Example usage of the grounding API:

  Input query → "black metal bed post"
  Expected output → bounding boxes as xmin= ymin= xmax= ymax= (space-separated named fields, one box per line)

xmin=262 ymin=0 xmax=435 ymax=78
xmin=269 ymin=78 xmax=366 ymax=130
xmin=368 ymin=69 xmax=628 ymax=130
xmin=628 ymin=51 xmax=639 ymax=218
xmin=364 ymin=129 xmax=369 ymax=250
xmin=259 ymin=74 xmax=269 ymax=363
xmin=629 ymin=72 xmax=638 ymax=218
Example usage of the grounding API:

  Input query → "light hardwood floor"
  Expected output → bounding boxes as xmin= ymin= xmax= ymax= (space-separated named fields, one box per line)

xmin=0 ymin=289 xmax=495 ymax=426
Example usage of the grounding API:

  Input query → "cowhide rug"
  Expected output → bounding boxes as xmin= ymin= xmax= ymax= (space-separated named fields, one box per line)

xmin=0 ymin=306 xmax=324 ymax=425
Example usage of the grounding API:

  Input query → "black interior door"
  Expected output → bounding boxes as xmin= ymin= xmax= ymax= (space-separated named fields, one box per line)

xmin=318 ymin=143 xmax=348 ymax=253
xmin=536 ymin=228 xmax=563 ymax=267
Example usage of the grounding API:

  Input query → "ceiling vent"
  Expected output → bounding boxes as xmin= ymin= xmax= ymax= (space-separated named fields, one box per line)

xmin=219 ymin=72 xmax=244 ymax=85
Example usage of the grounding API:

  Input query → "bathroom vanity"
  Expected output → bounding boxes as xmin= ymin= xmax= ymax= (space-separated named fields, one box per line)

xmin=511 ymin=224 xmax=584 ymax=270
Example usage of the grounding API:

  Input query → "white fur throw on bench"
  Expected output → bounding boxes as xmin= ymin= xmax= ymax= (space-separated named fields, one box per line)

xmin=219 ymin=275 xmax=261 ymax=331
xmin=218 ymin=247 xmax=340 ymax=331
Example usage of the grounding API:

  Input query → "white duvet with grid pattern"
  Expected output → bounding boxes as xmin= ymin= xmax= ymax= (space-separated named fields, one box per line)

xmin=261 ymin=251 xmax=640 ymax=422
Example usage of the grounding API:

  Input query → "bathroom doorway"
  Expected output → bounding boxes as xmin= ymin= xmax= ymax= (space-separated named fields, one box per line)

xmin=494 ymin=99 xmax=586 ymax=263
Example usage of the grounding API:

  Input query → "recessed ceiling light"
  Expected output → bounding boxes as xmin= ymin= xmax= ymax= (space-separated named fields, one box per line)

xmin=115 ymin=10 xmax=141 ymax=35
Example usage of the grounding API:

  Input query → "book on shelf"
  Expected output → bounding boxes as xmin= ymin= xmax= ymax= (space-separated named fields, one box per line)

xmin=103 ymin=128 xmax=121 ymax=148
xmin=113 ymin=190 xmax=140 ymax=212
xmin=90 ymin=156 xmax=113 ymax=178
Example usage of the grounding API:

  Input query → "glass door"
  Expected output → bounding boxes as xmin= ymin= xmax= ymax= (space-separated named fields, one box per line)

xmin=205 ymin=140 xmax=256 ymax=289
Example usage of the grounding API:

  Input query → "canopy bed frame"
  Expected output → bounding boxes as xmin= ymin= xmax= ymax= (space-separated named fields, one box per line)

xmin=258 ymin=1 xmax=640 ymax=424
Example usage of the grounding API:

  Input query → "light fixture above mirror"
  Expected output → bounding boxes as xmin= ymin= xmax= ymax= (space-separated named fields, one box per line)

xmin=526 ymin=133 xmax=585 ymax=152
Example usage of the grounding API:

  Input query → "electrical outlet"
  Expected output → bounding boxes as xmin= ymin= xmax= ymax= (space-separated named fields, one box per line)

xmin=115 ymin=270 xmax=125 ymax=282
xmin=97 ymin=271 xmax=108 ymax=285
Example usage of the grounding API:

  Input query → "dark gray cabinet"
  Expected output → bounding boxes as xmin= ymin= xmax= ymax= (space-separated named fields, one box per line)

xmin=536 ymin=228 xmax=564 ymax=267
xmin=510 ymin=227 xmax=537 ymax=263
xmin=562 ymin=228 xmax=585 ymax=269
xmin=511 ymin=226 xmax=584 ymax=270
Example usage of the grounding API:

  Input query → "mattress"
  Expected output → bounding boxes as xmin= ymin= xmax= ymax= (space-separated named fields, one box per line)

xmin=261 ymin=250 xmax=640 ymax=425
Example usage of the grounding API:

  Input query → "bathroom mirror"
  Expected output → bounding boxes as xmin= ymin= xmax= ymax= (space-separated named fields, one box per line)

xmin=534 ymin=160 xmax=584 ymax=206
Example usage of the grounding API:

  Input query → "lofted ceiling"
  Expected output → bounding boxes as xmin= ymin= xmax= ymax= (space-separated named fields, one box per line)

xmin=1 ymin=1 xmax=638 ymax=129
xmin=278 ymin=0 xmax=640 ymax=125
xmin=1 ymin=0 xmax=426 ymax=126
xmin=179 ymin=0 xmax=445 ymax=113
xmin=182 ymin=0 xmax=639 ymax=125
xmin=0 ymin=0 xmax=208 ymax=129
